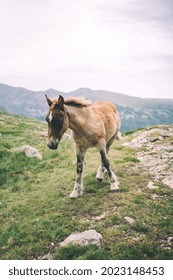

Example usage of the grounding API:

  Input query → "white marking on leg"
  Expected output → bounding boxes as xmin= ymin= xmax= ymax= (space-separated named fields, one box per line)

xmin=70 ymin=182 xmax=84 ymax=198
xmin=96 ymin=165 xmax=107 ymax=181
xmin=70 ymin=146 xmax=86 ymax=198
xmin=110 ymin=172 xmax=119 ymax=191
xmin=100 ymin=148 xmax=119 ymax=191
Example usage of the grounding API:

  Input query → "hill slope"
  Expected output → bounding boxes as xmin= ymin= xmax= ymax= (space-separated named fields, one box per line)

xmin=0 ymin=112 xmax=173 ymax=259
xmin=0 ymin=83 xmax=173 ymax=132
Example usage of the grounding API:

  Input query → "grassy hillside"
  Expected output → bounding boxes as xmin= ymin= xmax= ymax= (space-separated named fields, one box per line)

xmin=0 ymin=111 xmax=173 ymax=260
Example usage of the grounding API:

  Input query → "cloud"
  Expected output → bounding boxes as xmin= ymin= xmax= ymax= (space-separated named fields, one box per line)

xmin=0 ymin=0 xmax=172 ymax=98
xmin=98 ymin=0 xmax=173 ymax=24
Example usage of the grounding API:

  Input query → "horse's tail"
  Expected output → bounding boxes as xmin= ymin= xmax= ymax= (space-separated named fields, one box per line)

xmin=116 ymin=131 xmax=123 ymax=140
xmin=115 ymin=106 xmax=122 ymax=140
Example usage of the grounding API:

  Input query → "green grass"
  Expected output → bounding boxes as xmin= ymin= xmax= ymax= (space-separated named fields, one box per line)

xmin=0 ymin=111 xmax=173 ymax=260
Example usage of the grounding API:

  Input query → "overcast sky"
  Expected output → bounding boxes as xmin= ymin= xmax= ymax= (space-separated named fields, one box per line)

xmin=0 ymin=0 xmax=173 ymax=98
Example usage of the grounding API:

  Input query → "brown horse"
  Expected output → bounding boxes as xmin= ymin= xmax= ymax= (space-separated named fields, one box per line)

xmin=45 ymin=95 xmax=121 ymax=198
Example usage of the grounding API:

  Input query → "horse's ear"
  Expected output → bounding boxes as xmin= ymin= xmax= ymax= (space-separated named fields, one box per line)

xmin=45 ymin=95 xmax=52 ymax=107
xmin=58 ymin=95 xmax=64 ymax=110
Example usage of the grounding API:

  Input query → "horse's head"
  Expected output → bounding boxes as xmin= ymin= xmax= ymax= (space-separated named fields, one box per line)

xmin=45 ymin=95 xmax=69 ymax=150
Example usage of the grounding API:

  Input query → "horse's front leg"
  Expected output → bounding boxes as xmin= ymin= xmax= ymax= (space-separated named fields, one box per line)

xmin=100 ymin=148 xmax=119 ymax=191
xmin=96 ymin=163 xmax=107 ymax=182
xmin=70 ymin=146 xmax=86 ymax=198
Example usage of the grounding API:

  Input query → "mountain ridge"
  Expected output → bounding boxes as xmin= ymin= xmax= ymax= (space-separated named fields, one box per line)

xmin=0 ymin=83 xmax=173 ymax=132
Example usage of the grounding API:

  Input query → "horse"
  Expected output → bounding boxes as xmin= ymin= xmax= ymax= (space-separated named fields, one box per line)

xmin=45 ymin=94 xmax=121 ymax=198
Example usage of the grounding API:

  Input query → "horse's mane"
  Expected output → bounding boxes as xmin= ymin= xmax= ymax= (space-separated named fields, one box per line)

xmin=64 ymin=97 xmax=92 ymax=107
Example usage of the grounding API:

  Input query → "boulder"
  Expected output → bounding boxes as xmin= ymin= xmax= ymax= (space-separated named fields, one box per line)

xmin=162 ymin=176 xmax=173 ymax=189
xmin=147 ymin=181 xmax=158 ymax=189
xmin=124 ymin=216 xmax=135 ymax=224
xmin=125 ymin=125 xmax=173 ymax=189
xmin=60 ymin=229 xmax=102 ymax=247
xmin=19 ymin=145 xmax=42 ymax=159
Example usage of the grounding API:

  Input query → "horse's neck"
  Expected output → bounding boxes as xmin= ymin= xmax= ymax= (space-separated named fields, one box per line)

xmin=65 ymin=105 xmax=87 ymax=133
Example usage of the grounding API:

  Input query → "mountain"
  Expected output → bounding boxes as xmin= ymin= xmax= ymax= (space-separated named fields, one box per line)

xmin=0 ymin=83 xmax=173 ymax=132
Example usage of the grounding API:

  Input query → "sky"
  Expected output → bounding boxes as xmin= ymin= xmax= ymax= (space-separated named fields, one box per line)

xmin=0 ymin=0 xmax=173 ymax=98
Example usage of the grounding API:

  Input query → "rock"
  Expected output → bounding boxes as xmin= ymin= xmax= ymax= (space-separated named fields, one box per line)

xmin=165 ymin=147 xmax=173 ymax=153
xmin=60 ymin=229 xmax=102 ymax=247
xmin=124 ymin=216 xmax=135 ymax=224
xmin=94 ymin=213 xmax=107 ymax=221
xmin=150 ymin=137 xmax=161 ymax=143
xmin=19 ymin=145 xmax=42 ymax=159
xmin=167 ymin=237 xmax=173 ymax=243
xmin=127 ymin=125 xmax=173 ymax=190
xmin=147 ymin=181 xmax=158 ymax=189
xmin=38 ymin=252 xmax=53 ymax=260
xmin=151 ymin=194 xmax=159 ymax=200
xmin=123 ymin=142 xmax=131 ymax=147
xmin=124 ymin=127 xmax=173 ymax=149
xmin=162 ymin=176 xmax=173 ymax=189
xmin=40 ymin=131 xmax=48 ymax=137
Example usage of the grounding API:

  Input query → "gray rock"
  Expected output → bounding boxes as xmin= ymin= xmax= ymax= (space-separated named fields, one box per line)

xmin=19 ymin=145 xmax=42 ymax=159
xmin=124 ymin=127 xmax=173 ymax=149
xmin=94 ymin=213 xmax=107 ymax=221
xmin=147 ymin=181 xmax=158 ymax=189
xmin=124 ymin=216 xmax=135 ymax=224
xmin=162 ymin=176 xmax=173 ymax=189
xmin=167 ymin=237 xmax=173 ymax=243
xmin=38 ymin=252 xmax=53 ymax=260
xmin=128 ymin=126 xmax=173 ymax=189
xmin=60 ymin=229 xmax=102 ymax=247
xmin=151 ymin=194 xmax=159 ymax=200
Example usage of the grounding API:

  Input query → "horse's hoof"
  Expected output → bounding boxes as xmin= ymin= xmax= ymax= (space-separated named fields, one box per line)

xmin=109 ymin=188 xmax=119 ymax=193
xmin=69 ymin=190 xmax=83 ymax=198
xmin=96 ymin=178 xmax=103 ymax=183
xmin=69 ymin=191 xmax=79 ymax=199
xmin=110 ymin=182 xmax=119 ymax=192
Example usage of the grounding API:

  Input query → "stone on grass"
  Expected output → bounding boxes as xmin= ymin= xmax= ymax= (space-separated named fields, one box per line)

xmin=162 ymin=176 xmax=173 ymax=189
xmin=129 ymin=125 xmax=173 ymax=190
xmin=124 ymin=216 xmax=135 ymax=224
xmin=19 ymin=145 xmax=42 ymax=159
xmin=151 ymin=194 xmax=159 ymax=200
xmin=147 ymin=181 xmax=158 ymax=189
xmin=94 ymin=213 xmax=107 ymax=221
xmin=60 ymin=229 xmax=102 ymax=247
xmin=167 ymin=237 xmax=173 ymax=243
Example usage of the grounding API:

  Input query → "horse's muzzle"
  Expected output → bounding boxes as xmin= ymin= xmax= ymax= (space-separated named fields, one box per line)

xmin=47 ymin=141 xmax=58 ymax=150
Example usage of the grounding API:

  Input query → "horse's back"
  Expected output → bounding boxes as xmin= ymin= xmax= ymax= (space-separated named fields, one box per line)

xmin=93 ymin=100 xmax=118 ymax=114
xmin=93 ymin=100 xmax=119 ymax=121
xmin=92 ymin=100 xmax=120 ymax=140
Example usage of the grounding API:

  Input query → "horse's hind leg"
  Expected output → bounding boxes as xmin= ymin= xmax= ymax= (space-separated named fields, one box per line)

xmin=70 ymin=145 xmax=86 ymax=198
xmin=99 ymin=144 xmax=119 ymax=191
xmin=96 ymin=134 xmax=116 ymax=183
xmin=106 ymin=134 xmax=116 ymax=153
